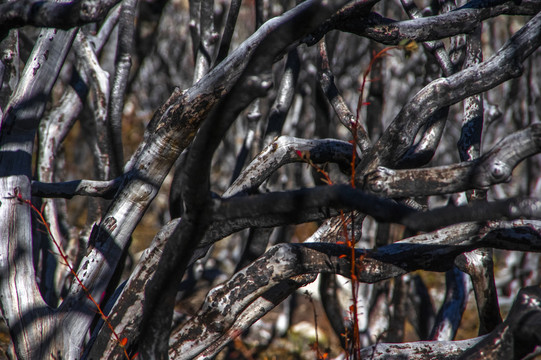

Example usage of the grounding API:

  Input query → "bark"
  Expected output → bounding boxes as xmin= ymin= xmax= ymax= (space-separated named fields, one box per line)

xmin=306 ymin=0 xmax=541 ymax=46
xmin=359 ymin=337 xmax=485 ymax=359
xmin=365 ymin=124 xmax=541 ymax=197
xmin=85 ymin=2 xmax=349 ymax=358
xmin=171 ymin=220 xmax=541 ymax=358
xmin=356 ymin=12 xmax=541 ymax=178
xmin=0 ymin=0 xmax=121 ymax=35
xmin=0 ymin=25 xmax=76 ymax=359
xmin=31 ymin=177 xmax=122 ymax=199
xmin=1 ymin=1 xmax=540 ymax=359
xmin=106 ymin=0 xmax=137 ymax=177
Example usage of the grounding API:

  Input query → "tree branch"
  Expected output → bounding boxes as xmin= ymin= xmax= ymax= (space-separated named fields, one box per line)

xmin=225 ymin=136 xmax=354 ymax=197
xmin=458 ymin=286 xmax=541 ymax=359
xmin=317 ymin=37 xmax=371 ymax=152
xmin=216 ymin=184 xmax=541 ymax=234
xmin=306 ymin=0 xmax=541 ymax=46
xmin=81 ymin=2 xmax=350 ymax=358
xmin=107 ymin=0 xmax=138 ymax=177
xmin=0 ymin=25 xmax=76 ymax=359
xmin=214 ymin=0 xmax=242 ymax=65
xmin=359 ymin=336 xmax=485 ymax=359
xmin=262 ymin=48 xmax=301 ymax=143
xmin=429 ymin=267 xmax=469 ymax=340
xmin=0 ymin=0 xmax=121 ymax=37
xmin=31 ymin=178 xmax=122 ymax=199
xmin=356 ymin=11 xmax=541 ymax=177
xmin=171 ymin=220 xmax=541 ymax=357
xmin=365 ymin=124 xmax=541 ymax=197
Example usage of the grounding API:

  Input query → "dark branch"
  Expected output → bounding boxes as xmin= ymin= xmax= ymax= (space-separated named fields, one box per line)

xmin=0 ymin=0 xmax=121 ymax=36
xmin=171 ymin=221 xmax=541 ymax=358
xmin=317 ymin=38 xmax=371 ymax=152
xmin=31 ymin=178 xmax=123 ymax=199
xmin=107 ymin=0 xmax=137 ymax=177
xmin=216 ymin=184 xmax=541 ymax=234
xmin=458 ymin=286 xmax=541 ymax=359
xmin=306 ymin=0 xmax=541 ymax=46
xmin=215 ymin=0 xmax=242 ymax=65
xmin=356 ymin=13 xmax=541 ymax=177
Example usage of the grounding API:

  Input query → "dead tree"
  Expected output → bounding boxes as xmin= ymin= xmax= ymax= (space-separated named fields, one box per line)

xmin=1 ymin=0 xmax=541 ymax=359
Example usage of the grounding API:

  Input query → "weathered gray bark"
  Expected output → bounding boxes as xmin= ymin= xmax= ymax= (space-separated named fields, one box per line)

xmin=0 ymin=25 xmax=76 ymax=359
xmin=1 ymin=1 xmax=540 ymax=359
xmin=84 ymin=2 xmax=350 ymax=359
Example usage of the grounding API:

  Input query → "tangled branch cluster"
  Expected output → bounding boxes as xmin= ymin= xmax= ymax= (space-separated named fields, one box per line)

xmin=0 ymin=0 xmax=541 ymax=359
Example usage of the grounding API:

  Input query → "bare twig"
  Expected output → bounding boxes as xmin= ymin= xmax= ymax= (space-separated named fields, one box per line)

xmin=317 ymin=38 xmax=371 ymax=152
xmin=214 ymin=0 xmax=242 ymax=65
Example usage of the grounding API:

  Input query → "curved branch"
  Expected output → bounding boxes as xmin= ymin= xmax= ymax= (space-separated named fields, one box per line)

xmin=390 ymin=0 xmax=452 ymax=168
xmin=195 ymin=275 xmax=317 ymax=360
xmin=36 ymin=66 xmax=83 ymax=305
xmin=360 ymin=337 xmax=485 ymax=359
xmin=31 ymin=178 xmax=122 ymax=199
xmin=456 ymin=247 xmax=502 ymax=335
xmin=171 ymin=220 xmax=541 ymax=358
xmin=458 ymin=286 xmax=541 ymax=359
xmin=168 ymin=244 xmax=323 ymax=359
xmin=0 ymin=0 xmax=121 ymax=35
xmin=356 ymin=11 xmax=541 ymax=176
xmin=317 ymin=38 xmax=371 ymax=152
xmin=365 ymin=124 xmax=541 ymax=197
xmin=74 ymin=32 xmax=112 ymax=182
xmin=107 ymin=0 xmax=138 ymax=177
xmin=224 ymin=136 xmax=354 ymax=197
xmin=306 ymin=0 xmax=541 ymax=46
